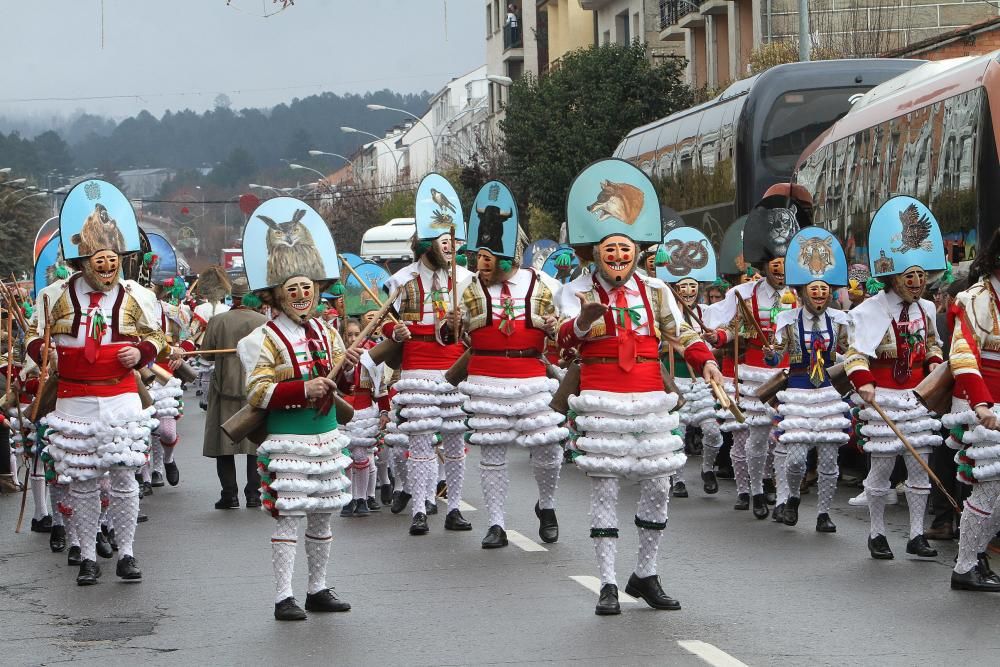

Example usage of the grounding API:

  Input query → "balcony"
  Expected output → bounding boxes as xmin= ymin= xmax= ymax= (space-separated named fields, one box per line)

xmin=504 ymin=24 xmax=522 ymax=50
xmin=659 ymin=0 xmax=719 ymax=40
xmin=579 ymin=0 xmax=616 ymax=9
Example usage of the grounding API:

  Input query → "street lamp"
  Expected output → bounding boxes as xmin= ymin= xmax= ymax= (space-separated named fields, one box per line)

xmin=486 ymin=74 xmax=513 ymax=86
xmin=248 ymin=183 xmax=288 ymax=197
xmin=365 ymin=104 xmax=438 ymax=168
xmin=339 ymin=127 xmax=403 ymax=178
xmin=11 ymin=192 xmax=46 ymax=207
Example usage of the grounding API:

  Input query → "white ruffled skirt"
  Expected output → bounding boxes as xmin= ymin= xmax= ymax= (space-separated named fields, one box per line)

xmin=852 ymin=387 xmax=941 ymax=456
xmin=942 ymin=398 xmax=1000 ymax=483
xmin=458 ymin=374 xmax=568 ymax=448
xmin=736 ymin=364 xmax=778 ymax=427
xmin=568 ymin=390 xmax=684 ymax=480
xmin=776 ymin=385 xmax=851 ymax=449
xmin=41 ymin=393 xmax=158 ymax=484
xmin=342 ymin=404 xmax=380 ymax=449
xmin=257 ymin=428 xmax=352 ymax=516
xmin=675 ymin=377 xmax=716 ymax=427
xmin=149 ymin=376 xmax=184 ymax=419
xmin=392 ymin=369 xmax=466 ymax=435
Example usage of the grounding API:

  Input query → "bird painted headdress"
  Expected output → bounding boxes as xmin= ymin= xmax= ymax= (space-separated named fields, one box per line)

xmin=33 ymin=234 xmax=70 ymax=297
xmin=59 ymin=179 xmax=141 ymax=260
xmin=414 ymin=173 xmax=467 ymax=243
xmin=867 ymin=196 xmax=945 ymax=278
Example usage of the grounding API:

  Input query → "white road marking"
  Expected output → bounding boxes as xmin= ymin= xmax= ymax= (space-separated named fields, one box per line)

xmin=505 ymin=529 xmax=547 ymax=552
xmin=677 ymin=640 xmax=749 ymax=667
xmin=458 ymin=500 xmax=476 ymax=512
xmin=568 ymin=575 xmax=639 ymax=602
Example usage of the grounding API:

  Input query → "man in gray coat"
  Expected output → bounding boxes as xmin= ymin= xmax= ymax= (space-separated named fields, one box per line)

xmin=195 ymin=276 xmax=268 ymax=509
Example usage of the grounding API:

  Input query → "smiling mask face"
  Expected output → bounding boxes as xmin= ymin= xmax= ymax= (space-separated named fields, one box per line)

xmin=596 ymin=235 xmax=638 ymax=285
xmin=800 ymin=281 xmax=831 ymax=316
xmin=892 ymin=266 xmax=927 ymax=304
xmin=82 ymin=250 xmax=121 ymax=292
xmin=675 ymin=278 xmax=699 ymax=307
xmin=277 ymin=276 xmax=318 ymax=323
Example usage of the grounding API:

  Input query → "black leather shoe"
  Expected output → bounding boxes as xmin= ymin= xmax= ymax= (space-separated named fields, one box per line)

xmin=624 ymin=572 xmax=682 ymax=610
xmin=105 ymin=527 xmax=118 ymax=551
xmin=305 ymin=588 xmax=351 ymax=612
xmin=444 ymin=508 xmax=472 ymax=531
xmin=425 ymin=500 xmax=438 ymax=515
xmin=716 ymin=465 xmax=735 ymax=480
xmin=215 ymin=495 xmax=239 ymax=510
xmin=246 ymin=494 xmax=262 ymax=509
xmin=137 ymin=512 xmax=148 ymax=523
xmin=380 ymin=483 xmax=393 ymax=505
xmin=752 ymin=494 xmax=770 ymax=519
xmin=816 ymin=513 xmax=837 ymax=533
xmin=274 ymin=596 xmax=307 ymax=621
xmin=150 ymin=471 xmax=165 ymax=488
xmin=49 ymin=525 xmax=66 ymax=552
xmin=595 ymin=584 xmax=621 ymax=616
xmin=671 ymin=481 xmax=688 ymax=498
xmin=390 ymin=490 xmax=411 ymax=514
xmin=96 ymin=532 xmax=114 ymax=559
xmin=951 ymin=565 xmax=1000 ymax=592
xmin=734 ymin=492 xmax=750 ymax=511
xmin=353 ymin=499 xmax=370 ymax=517
xmin=164 ymin=461 xmax=179 ymax=486
xmin=868 ymin=534 xmax=894 ymax=560
xmin=535 ymin=502 xmax=558 ymax=543
xmin=701 ymin=470 xmax=718 ymax=494
xmin=763 ymin=478 xmax=777 ymax=505
xmin=31 ymin=515 xmax=53 ymax=533
xmin=142 ymin=481 xmax=154 ymax=497
xmin=366 ymin=496 xmax=381 ymax=512
xmin=77 ymin=559 xmax=101 ymax=586
xmin=772 ymin=503 xmax=785 ymax=523
xmin=979 ymin=553 xmax=998 ymax=579
xmin=481 ymin=524 xmax=508 ymax=549
xmin=116 ymin=555 xmax=142 ymax=580
xmin=782 ymin=497 xmax=800 ymax=526
xmin=906 ymin=535 xmax=938 ymax=558
xmin=67 ymin=545 xmax=82 ymax=566
xmin=409 ymin=512 xmax=429 ymax=535
xmin=340 ymin=499 xmax=357 ymax=517
xmin=436 ymin=479 xmax=448 ymax=499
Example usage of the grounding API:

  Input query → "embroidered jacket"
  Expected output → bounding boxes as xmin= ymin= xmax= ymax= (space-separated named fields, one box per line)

xmin=950 ymin=275 xmax=1000 ymax=406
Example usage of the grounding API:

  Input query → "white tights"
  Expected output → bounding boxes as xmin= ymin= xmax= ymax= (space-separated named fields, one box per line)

xmin=590 ymin=476 xmax=670 ymax=586
xmin=271 ymin=513 xmax=334 ymax=602
xmin=865 ymin=453 xmax=930 ymax=539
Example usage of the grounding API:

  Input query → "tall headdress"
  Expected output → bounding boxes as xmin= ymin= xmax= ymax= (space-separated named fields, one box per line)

xmin=241 ymin=196 xmax=340 ymax=292
xmin=414 ymin=173 xmax=467 ymax=242
xmin=59 ymin=179 xmax=141 ymax=260
xmin=656 ymin=227 xmax=717 ymax=284
xmin=541 ymin=245 xmax=579 ymax=283
xmin=867 ymin=196 xmax=945 ymax=278
xmin=121 ymin=228 xmax=153 ymax=284
xmin=743 ymin=194 xmax=804 ymax=267
xmin=565 ymin=158 xmax=661 ymax=261
xmin=33 ymin=234 xmax=69 ymax=297
xmin=147 ymin=232 xmax=179 ymax=285
xmin=467 ymin=180 xmax=520 ymax=260
xmin=344 ymin=261 xmax=390 ymax=317
xmin=785 ymin=227 xmax=848 ymax=287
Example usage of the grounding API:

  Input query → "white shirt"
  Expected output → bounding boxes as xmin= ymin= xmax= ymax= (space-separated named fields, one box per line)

xmin=53 ymin=280 xmax=120 ymax=349
xmin=560 ymin=273 xmax=654 ymax=339
xmin=386 ymin=260 xmax=473 ymax=326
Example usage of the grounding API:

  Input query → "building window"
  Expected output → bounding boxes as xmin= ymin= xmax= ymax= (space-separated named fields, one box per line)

xmin=486 ymin=3 xmax=492 ymax=36
xmin=616 ymin=10 xmax=630 ymax=45
xmin=494 ymin=0 xmax=501 ymax=33
xmin=603 ymin=30 xmax=611 ymax=45
xmin=633 ymin=12 xmax=640 ymax=42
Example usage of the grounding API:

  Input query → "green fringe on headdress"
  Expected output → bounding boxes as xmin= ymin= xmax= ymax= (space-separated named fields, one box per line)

xmin=745 ymin=266 xmax=756 ymax=277
xmin=456 ymin=244 xmax=468 ymax=267
xmin=655 ymin=246 xmax=669 ymax=265
xmin=555 ymin=252 xmax=572 ymax=267
xmin=942 ymin=261 xmax=954 ymax=285
xmin=330 ymin=282 xmax=345 ymax=296
xmin=21 ymin=301 xmax=33 ymax=319
xmin=865 ymin=277 xmax=885 ymax=295
xmin=498 ymin=258 xmax=513 ymax=272
xmin=415 ymin=240 xmax=432 ymax=255
xmin=711 ymin=277 xmax=731 ymax=291
xmin=55 ymin=265 xmax=70 ymax=279
xmin=241 ymin=293 xmax=262 ymax=309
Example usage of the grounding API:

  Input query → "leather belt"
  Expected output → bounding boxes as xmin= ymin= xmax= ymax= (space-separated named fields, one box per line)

xmin=581 ymin=356 xmax=659 ymax=365
xmin=60 ymin=376 xmax=128 ymax=386
xmin=407 ymin=334 xmax=440 ymax=343
xmin=471 ymin=348 xmax=541 ymax=358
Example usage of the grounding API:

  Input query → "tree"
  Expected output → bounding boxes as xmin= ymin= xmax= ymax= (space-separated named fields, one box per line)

xmin=0 ymin=184 xmax=47 ymax=276
xmin=209 ymin=147 xmax=257 ymax=187
xmin=32 ymin=130 xmax=74 ymax=175
xmin=501 ymin=42 xmax=692 ymax=220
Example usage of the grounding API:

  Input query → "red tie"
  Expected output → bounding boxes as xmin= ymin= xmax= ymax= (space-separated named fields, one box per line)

xmin=304 ymin=323 xmax=330 ymax=378
xmin=613 ymin=287 xmax=636 ymax=373
xmin=498 ymin=282 xmax=516 ymax=337
xmin=893 ymin=302 xmax=911 ymax=384
xmin=84 ymin=292 xmax=105 ymax=363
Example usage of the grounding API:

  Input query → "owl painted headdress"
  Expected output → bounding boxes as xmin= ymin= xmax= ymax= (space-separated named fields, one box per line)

xmin=59 ymin=179 xmax=141 ymax=260
xmin=785 ymin=227 xmax=847 ymax=288
xmin=241 ymin=197 xmax=341 ymax=292
xmin=867 ymin=195 xmax=945 ymax=278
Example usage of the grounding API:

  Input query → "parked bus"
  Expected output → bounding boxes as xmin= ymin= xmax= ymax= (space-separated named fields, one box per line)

xmin=794 ymin=53 xmax=1000 ymax=267
xmin=614 ymin=58 xmax=921 ymax=270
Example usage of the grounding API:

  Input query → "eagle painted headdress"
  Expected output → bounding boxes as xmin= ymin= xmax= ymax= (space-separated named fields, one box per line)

xmin=867 ymin=196 xmax=945 ymax=278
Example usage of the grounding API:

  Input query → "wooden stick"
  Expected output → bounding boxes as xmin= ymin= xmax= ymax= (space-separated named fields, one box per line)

xmin=737 ymin=296 xmax=775 ymax=352
xmin=449 ymin=226 xmax=458 ymax=317
xmin=711 ymin=379 xmax=746 ymax=423
xmin=16 ymin=295 xmax=49 ymax=533
xmin=315 ymin=285 xmax=402 ymax=417
xmin=733 ymin=329 xmax=740 ymax=404
xmin=0 ymin=282 xmax=28 ymax=335
xmin=175 ymin=348 xmax=236 ymax=357
xmin=337 ymin=254 xmax=399 ymax=323
xmin=867 ymin=398 xmax=959 ymax=512
xmin=4 ymin=300 xmax=12 ymax=393
xmin=667 ymin=284 xmax=709 ymax=332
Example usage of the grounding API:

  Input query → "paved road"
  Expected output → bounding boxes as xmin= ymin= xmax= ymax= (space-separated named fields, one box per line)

xmin=2 ymin=391 xmax=999 ymax=666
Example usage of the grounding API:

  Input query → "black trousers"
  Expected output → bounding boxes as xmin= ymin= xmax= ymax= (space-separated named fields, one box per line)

xmin=215 ymin=455 xmax=260 ymax=499
xmin=0 ymin=427 xmax=12 ymax=475
xmin=929 ymin=444 xmax=970 ymax=528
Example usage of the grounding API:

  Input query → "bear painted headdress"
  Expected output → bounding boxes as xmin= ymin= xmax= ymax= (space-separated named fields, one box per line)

xmin=59 ymin=179 xmax=141 ymax=260
xmin=785 ymin=227 xmax=847 ymax=288
xmin=414 ymin=173 xmax=467 ymax=243
xmin=242 ymin=196 xmax=340 ymax=292
xmin=867 ymin=195 xmax=945 ymax=278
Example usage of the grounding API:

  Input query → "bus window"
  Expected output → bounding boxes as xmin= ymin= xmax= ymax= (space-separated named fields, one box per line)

xmin=637 ymin=126 xmax=662 ymax=176
xmin=655 ymin=121 xmax=679 ymax=179
xmin=761 ymin=87 xmax=871 ymax=175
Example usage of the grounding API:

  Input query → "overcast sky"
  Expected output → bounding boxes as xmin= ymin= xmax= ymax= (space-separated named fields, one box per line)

xmin=1 ymin=0 xmax=484 ymax=119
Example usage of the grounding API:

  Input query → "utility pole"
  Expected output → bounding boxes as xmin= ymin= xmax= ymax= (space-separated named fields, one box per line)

xmin=798 ymin=0 xmax=811 ymax=61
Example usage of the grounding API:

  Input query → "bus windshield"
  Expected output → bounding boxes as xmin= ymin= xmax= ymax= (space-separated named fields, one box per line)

xmin=760 ymin=87 xmax=870 ymax=174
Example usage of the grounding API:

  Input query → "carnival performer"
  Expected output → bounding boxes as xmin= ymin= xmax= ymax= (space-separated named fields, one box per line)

xmin=31 ymin=179 xmax=165 ymax=585
xmin=656 ymin=227 xmax=723 ymax=497
xmin=447 ymin=180 xmax=567 ymax=547
xmin=941 ymin=229 xmax=1000 ymax=591
xmin=769 ymin=228 xmax=851 ymax=531
xmin=557 ymin=159 xmax=723 ymax=615
xmin=186 ymin=266 xmax=231 ymax=405
xmin=844 ymin=196 xmax=945 ymax=560
xmin=384 ymin=173 xmax=473 ymax=535
xmin=193 ymin=275 xmax=267 ymax=509
xmin=706 ymin=194 xmax=800 ymax=519
xmin=236 ymin=197 xmax=356 ymax=620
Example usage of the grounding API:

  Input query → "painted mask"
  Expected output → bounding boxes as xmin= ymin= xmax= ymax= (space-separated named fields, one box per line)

xmin=82 ymin=250 xmax=121 ymax=292
xmin=765 ymin=257 xmax=785 ymax=288
xmin=596 ymin=235 xmax=637 ymax=285
xmin=892 ymin=266 xmax=926 ymax=303
xmin=675 ymin=278 xmax=699 ymax=307
xmin=276 ymin=276 xmax=318 ymax=323
xmin=476 ymin=249 xmax=515 ymax=286
xmin=423 ymin=235 xmax=453 ymax=271
xmin=801 ymin=280 xmax=831 ymax=315
xmin=360 ymin=310 xmax=378 ymax=328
